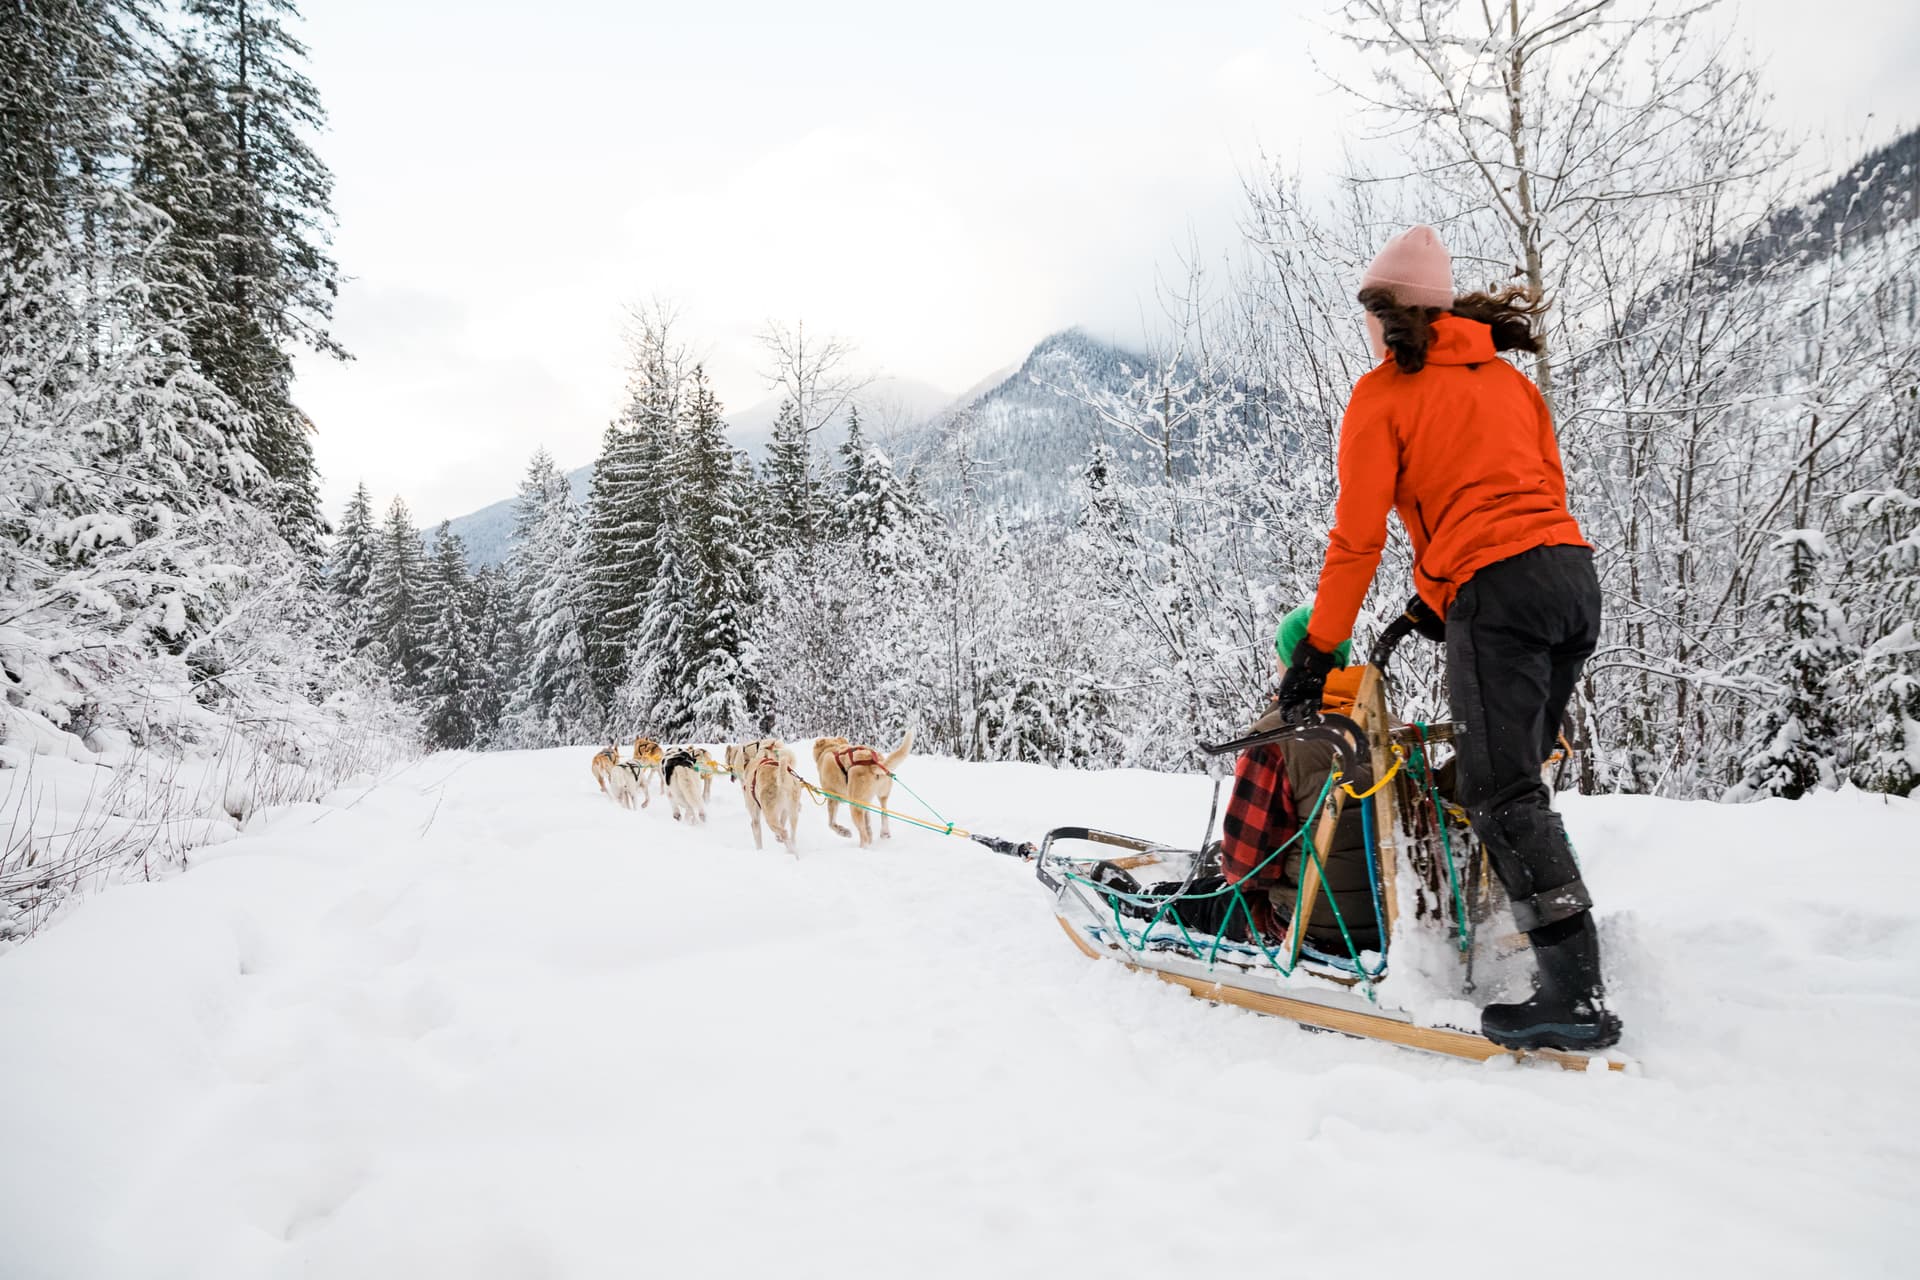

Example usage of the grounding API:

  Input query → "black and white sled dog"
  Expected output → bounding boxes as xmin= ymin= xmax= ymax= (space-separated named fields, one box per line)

xmin=660 ymin=747 xmax=706 ymax=825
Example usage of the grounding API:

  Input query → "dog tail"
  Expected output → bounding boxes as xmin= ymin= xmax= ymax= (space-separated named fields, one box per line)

xmin=884 ymin=727 xmax=915 ymax=772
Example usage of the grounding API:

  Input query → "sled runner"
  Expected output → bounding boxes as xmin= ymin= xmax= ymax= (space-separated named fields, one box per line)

xmin=1035 ymin=651 xmax=1628 ymax=1074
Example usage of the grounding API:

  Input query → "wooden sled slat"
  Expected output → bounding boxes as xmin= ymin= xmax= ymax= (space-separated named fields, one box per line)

xmin=1361 ymin=668 xmax=1401 ymax=942
xmin=1056 ymin=916 xmax=1623 ymax=1074
xmin=1284 ymin=663 xmax=1385 ymax=962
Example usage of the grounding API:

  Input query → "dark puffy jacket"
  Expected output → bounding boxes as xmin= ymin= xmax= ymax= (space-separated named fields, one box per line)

xmin=1267 ymin=736 xmax=1382 ymax=955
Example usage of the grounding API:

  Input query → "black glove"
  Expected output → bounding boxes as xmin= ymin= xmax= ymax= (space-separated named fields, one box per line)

xmin=1275 ymin=639 xmax=1341 ymax=724
xmin=1403 ymin=595 xmax=1447 ymax=643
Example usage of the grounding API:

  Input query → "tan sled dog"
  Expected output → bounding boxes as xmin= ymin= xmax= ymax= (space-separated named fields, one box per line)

xmin=813 ymin=730 xmax=914 ymax=847
xmin=591 ymin=743 xmax=620 ymax=793
xmin=725 ymin=738 xmax=770 ymax=783
xmin=737 ymin=739 xmax=804 ymax=856
xmin=628 ymin=736 xmax=664 ymax=808
xmin=694 ymin=748 xmax=724 ymax=802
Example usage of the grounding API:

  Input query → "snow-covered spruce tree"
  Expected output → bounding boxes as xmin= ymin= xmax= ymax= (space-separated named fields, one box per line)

xmin=362 ymin=496 xmax=427 ymax=692
xmin=1729 ymin=532 xmax=1849 ymax=800
xmin=502 ymin=450 xmax=598 ymax=746
xmin=593 ymin=302 xmax=690 ymax=732
xmin=138 ymin=0 xmax=345 ymax=553
xmin=580 ymin=419 xmax=645 ymax=705
xmin=466 ymin=563 xmax=518 ymax=746
xmin=836 ymin=408 xmax=921 ymax=574
xmin=418 ymin=522 xmax=480 ymax=749
xmin=762 ymin=398 xmax=824 ymax=554
xmin=1839 ymin=481 xmax=1920 ymax=795
xmin=744 ymin=397 xmax=859 ymax=736
xmin=0 ymin=253 xmax=275 ymax=741
xmin=0 ymin=0 xmax=151 ymax=286
xmin=327 ymin=480 xmax=377 ymax=638
xmin=626 ymin=368 xmax=760 ymax=739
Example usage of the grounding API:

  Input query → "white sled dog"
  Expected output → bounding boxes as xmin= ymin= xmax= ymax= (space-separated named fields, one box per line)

xmin=735 ymin=738 xmax=804 ymax=855
xmin=660 ymin=748 xmax=707 ymax=825
xmin=813 ymin=729 xmax=914 ymax=847
xmin=606 ymin=760 xmax=649 ymax=811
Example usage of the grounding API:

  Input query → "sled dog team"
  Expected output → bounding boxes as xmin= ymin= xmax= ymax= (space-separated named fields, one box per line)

xmin=591 ymin=730 xmax=914 ymax=856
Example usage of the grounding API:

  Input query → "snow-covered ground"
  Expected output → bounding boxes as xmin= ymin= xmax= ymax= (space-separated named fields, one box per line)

xmin=2 ymin=746 xmax=1915 ymax=1278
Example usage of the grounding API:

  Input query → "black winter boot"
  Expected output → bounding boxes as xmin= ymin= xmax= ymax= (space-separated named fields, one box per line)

xmin=1481 ymin=912 xmax=1622 ymax=1051
xmin=1088 ymin=863 xmax=1144 ymax=899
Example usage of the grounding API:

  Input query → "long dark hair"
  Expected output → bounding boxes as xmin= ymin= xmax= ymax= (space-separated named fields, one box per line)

xmin=1358 ymin=284 xmax=1547 ymax=374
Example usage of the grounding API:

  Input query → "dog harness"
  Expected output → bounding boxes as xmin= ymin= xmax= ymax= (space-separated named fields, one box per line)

xmin=831 ymin=745 xmax=888 ymax=776
xmin=746 ymin=755 xmax=784 ymax=808
xmin=660 ymin=749 xmax=698 ymax=787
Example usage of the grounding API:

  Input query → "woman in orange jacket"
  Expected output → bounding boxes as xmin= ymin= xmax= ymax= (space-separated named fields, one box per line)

xmin=1274 ymin=225 xmax=1619 ymax=1052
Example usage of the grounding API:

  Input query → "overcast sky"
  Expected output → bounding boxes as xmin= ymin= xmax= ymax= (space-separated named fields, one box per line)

xmin=290 ymin=0 xmax=1920 ymax=527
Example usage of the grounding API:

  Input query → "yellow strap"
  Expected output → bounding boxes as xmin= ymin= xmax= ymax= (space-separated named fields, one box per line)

xmin=1340 ymin=745 xmax=1404 ymax=799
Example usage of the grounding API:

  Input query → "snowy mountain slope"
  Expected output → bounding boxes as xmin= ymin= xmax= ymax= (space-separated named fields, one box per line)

xmin=895 ymin=327 xmax=1150 ymax=517
xmin=437 ymin=333 xmax=1140 ymax=566
xmin=1 ymin=748 xmax=1914 ymax=1277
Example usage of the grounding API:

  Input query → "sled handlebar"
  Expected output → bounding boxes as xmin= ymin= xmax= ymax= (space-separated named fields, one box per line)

xmin=1196 ymin=713 xmax=1367 ymax=780
xmin=1368 ymin=613 xmax=1418 ymax=671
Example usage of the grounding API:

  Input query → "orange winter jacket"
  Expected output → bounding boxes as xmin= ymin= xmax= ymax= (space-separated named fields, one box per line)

xmin=1307 ymin=316 xmax=1587 ymax=653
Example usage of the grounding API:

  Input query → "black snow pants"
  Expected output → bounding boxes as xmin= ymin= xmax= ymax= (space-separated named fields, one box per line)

xmin=1446 ymin=545 xmax=1602 ymax=932
xmin=1118 ymin=875 xmax=1254 ymax=941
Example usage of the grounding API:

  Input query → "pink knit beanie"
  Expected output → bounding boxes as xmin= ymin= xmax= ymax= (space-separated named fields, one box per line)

xmin=1360 ymin=225 xmax=1454 ymax=309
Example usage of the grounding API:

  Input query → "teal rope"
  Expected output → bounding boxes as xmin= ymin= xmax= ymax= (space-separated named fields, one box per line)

xmin=1413 ymin=722 xmax=1472 ymax=953
xmin=885 ymin=769 xmax=950 ymax=827
xmin=1066 ymin=773 xmax=1342 ymax=981
xmin=1300 ymin=806 xmax=1385 ymax=990
xmin=1065 ymin=773 xmax=1336 ymax=908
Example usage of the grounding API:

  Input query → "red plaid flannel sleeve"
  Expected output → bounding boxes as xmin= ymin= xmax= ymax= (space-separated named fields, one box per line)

xmin=1219 ymin=744 xmax=1298 ymax=889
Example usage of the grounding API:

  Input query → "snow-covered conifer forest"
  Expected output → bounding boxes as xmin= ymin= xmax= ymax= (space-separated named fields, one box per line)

xmin=2 ymin=0 xmax=414 ymax=934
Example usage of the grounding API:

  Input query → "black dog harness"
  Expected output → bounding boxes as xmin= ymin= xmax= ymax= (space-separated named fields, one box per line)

xmin=660 ymin=749 xmax=699 ymax=788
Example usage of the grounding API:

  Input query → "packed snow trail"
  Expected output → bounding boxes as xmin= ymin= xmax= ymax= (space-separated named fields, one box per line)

xmin=2 ymin=749 xmax=1916 ymax=1278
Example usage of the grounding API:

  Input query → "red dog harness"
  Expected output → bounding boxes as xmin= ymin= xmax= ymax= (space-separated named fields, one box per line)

xmin=831 ymin=745 xmax=887 ymax=776
xmin=747 ymin=755 xmax=784 ymax=808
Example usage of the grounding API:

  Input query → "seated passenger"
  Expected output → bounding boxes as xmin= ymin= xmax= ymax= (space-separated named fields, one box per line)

xmin=1100 ymin=606 xmax=1382 ymax=959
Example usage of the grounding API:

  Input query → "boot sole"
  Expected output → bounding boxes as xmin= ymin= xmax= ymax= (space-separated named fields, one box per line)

xmin=1483 ymin=1016 xmax=1622 ymax=1052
